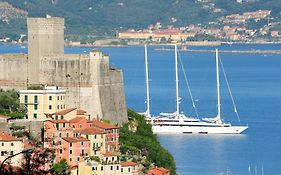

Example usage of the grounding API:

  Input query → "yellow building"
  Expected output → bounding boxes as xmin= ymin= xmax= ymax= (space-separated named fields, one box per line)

xmin=118 ymin=30 xmax=152 ymax=39
xmin=19 ymin=85 xmax=66 ymax=121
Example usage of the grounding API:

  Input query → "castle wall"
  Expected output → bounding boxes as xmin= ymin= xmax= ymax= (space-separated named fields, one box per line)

xmin=0 ymin=17 xmax=128 ymax=124
xmin=0 ymin=54 xmax=27 ymax=90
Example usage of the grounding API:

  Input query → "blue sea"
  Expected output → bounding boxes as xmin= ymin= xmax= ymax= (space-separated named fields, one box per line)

xmin=1 ymin=43 xmax=281 ymax=175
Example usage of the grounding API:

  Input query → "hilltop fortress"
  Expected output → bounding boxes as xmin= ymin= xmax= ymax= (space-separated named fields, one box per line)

xmin=0 ymin=16 xmax=128 ymax=124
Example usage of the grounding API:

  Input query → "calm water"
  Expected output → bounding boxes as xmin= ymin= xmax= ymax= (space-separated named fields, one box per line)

xmin=1 ymin=43 xmax=281 ymax=175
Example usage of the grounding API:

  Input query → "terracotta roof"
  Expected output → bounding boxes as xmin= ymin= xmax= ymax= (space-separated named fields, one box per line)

xmin=77 ymin=109 xmax=86 ymax=115
xmin=92 ymin=120 xmax=119 ymax=130
xmin=50 ymin=119 xmax=69 ymax=123
xmin=62 ymin=137 xmax=89 ymax=143
xmin=68 ymin=117 xmax=89 ymax=123
xmin=148 ymin=167 xmax=170 ymax=173
xmin=0 ymin=132 xmax=22 ymax=142
xmin=54 ymin=108 xmax=76 ymax=115
xmin=0 ymin=115 xmax=10 ymax=119
xmin=121 ymin=161 xmax=138 ymax=167
xmin=101 ymin=152 xmax=117 ymax=157
xmin=78 ymin=127 xmax=104 ymax=135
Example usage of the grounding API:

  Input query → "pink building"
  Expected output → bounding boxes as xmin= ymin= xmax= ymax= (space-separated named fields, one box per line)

xmin=61 ymin=137 xmax=90 ymax=166
xmin=92 ymin=120 xmax=119 ymax=153
xmin=69 ymin=117 xmax=91 ymax=132
xmin=44 ymin=119 xmax=74 ymax=162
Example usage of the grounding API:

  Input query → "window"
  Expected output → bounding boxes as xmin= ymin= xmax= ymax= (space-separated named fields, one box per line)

xmin=61 ymin=96 xmax=63 ymax=100
xmin=61 ymin=115 xmax=64 ymax=120
xmin=49 ymin=105 xmax=52 ymax=110
xmin=24 ymin=95 xmax=28 ymax=104
xmin=11 ymin=143 xmax=14 ymax=146
xmin=101 ymin=166 xmax=103 ymax=171
xmin=66 ymin=133 xmax=69 ymax=137
xmin=116 ymin=166 xmax=119 ymax=170
xmin=33 ymin=113 xmax=37 ymax=119
xmin=1 ymin=151 xmax=4 ymax=156
xmin=77 ymin=157 xmax=80 ymax=161
xmin=57 ymin=96 xmax=59 ymax=100
xmin=1 ymin=143 xmax=4 ymax=146
xmin=10 ymin=151 xmax=13 ymax=155
xmin=59 ymin=149 xmax=62 ymax=154
xmin=59 ymin=133 xmax=62 ymax=138
xmin=81 ymin=142 xmax=84 ymax=146
xmin=34 ymin=95 xmax=38 ymax=103
xmin=94 ymin=135 xmax=97 ymax=139
xmin=128 ymin=168 xmax=130 ymax=172
xmin=70 ymin=150 xmax=72 ymax=154
xmin=55 ymin=123 xmax=59 ymax=130
xmin=110 ymin=166 xmax=113 ymax=170
xmin=57 ymin=105 xmax=60 ymax=110
xmin=62 ymin=123 xmax=65 ymax=128
xmin=81 ymin=149 xmax=84 ymax=156
xmin=69 ymin=157 xmax=72 ymax=162
xmin=34 ymin=104 xmax=38 ymax=110
xmin=49 ymin=96 xmax=52 ymax=101
xmin=61 ymin=105 xmax=63 ymax=109
xmin=121 ymin=168 xmax=123 ymax=172
xmin=55 ymin=115 xmax=58 ymax=120
xmin=70 ymin=143 xmax=72 ymax=147
xmin=86 ymin=135 xmax=89 ymax=139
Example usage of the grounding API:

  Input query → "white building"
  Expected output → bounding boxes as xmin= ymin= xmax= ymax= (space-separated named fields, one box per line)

xmin=0 ymin=132 xmax=24 ymax=166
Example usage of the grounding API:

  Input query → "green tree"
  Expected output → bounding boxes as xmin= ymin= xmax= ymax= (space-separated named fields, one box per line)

xmin=120 ymin=109 xmax=176 ymax=175
xmin=0 ymin=89 xmax=25 ymax=119
xmin=0 ymin=89 xmax=19 ymax=112
xmin=52 ymin=159 xmax=71 ymax=175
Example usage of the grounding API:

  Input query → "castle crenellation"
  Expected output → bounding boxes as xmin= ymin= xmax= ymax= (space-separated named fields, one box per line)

xmin=0 ymin=16 xmax=128 ymax=124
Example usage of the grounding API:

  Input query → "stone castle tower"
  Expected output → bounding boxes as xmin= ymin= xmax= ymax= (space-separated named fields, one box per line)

xmin=27 ymin=17 xmax=64 ymax=84
xmin=0 ymin=16 xmax=128 ymax=124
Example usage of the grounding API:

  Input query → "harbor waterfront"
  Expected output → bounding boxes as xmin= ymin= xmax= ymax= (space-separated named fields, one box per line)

xmin=1 ymin=43 xmax=281 ymax=174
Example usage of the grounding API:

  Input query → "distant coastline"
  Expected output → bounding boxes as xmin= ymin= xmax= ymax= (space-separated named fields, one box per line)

xmin=2 ymin=40 xmax=281 ymax=48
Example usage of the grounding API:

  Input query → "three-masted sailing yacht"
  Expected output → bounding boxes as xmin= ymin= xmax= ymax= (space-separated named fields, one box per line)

xmin=142 ymin=45 xmax=248 ymax=134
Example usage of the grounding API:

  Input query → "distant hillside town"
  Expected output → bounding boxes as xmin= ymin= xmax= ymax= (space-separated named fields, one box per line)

xmin=118 ymin=9 xmax=281 ymax=44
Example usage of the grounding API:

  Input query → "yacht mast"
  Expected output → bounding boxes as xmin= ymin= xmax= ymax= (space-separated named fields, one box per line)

xmin=144 ymin=44 xmax=151 ymax=118
xmin=216 ymin=49 xmax=221 ymax=120
xmin=175 ymin=44 xmax=180 ymax=116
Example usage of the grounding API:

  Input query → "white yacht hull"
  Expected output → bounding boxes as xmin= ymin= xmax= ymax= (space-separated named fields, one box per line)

xmin=152 ymin=125 xmax=248 ymax=134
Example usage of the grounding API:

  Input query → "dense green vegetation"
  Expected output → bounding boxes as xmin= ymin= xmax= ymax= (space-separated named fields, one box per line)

xmin=52 ymin=159 xmax=71 ymax=175
xmin=120 ymin=109 xmax=176 ymax=175
xmin=1 ymin=0 xmax=281 ymax=38
xmin=0 ymin=89 xmax=25 ymax=119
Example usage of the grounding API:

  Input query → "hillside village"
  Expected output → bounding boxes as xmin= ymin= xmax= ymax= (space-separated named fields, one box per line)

xmin=1 ymin=0 xmax=281 ymax=45
xmin=0 ymin=86 xmax=171 ymax=175
xmin=0 ymin=15 xmax=174 ymax=175
xmin=118 ymin=9 xmax=281 ymax=44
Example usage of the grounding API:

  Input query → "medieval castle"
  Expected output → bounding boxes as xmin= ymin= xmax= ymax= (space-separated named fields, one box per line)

xmin=0 ymin=16 xmax=128 ymax=124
